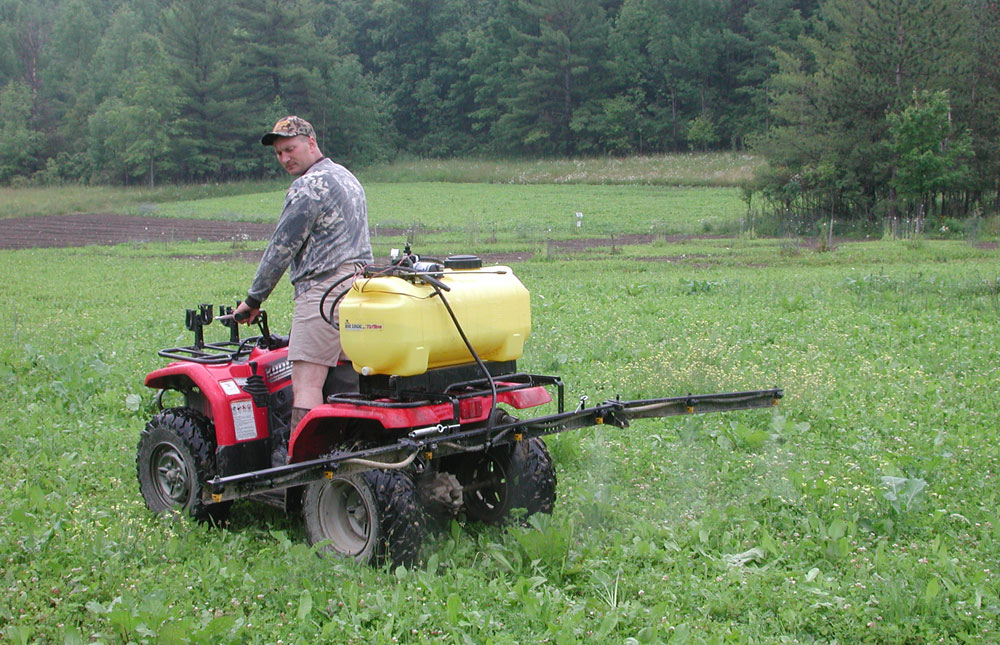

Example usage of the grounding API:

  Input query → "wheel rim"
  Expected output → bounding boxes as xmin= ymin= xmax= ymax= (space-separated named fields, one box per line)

xmin=316 ymin=478 xmax=374 ymax=556
xmin=467 ymin=455 xmax=508 ymax=514
xmin=151 ymin=442 xmax=192 ymax=507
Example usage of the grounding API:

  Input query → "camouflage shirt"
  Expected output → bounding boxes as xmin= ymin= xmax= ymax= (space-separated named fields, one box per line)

xmin=247 ymin=158 xmax=373 ymax=304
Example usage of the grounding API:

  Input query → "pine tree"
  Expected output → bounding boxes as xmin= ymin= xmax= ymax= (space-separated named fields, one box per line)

xmin=160 ymin=0 xmax=247 ymax=180
xmin=0 ymin=80 xmax=45 ymax=181
xmin=496 ymin=0 xmax=612 ymax=155
xmin=88 ymin=33 xmax=179 ymax=186
xmin=229 ymin=0 xmax=314 ymax=119
xmin=38 ymin=0 xmax=101 ymax=163
xmin=758 ymin=0 xmax=975 ymax=219
xmin=964 ymin=0 xmax=1000 ymax=211
xmin=612 ymin=0 xmax=765 ymax=151
xmin=362 ymin=0 xmax=491 ymax=155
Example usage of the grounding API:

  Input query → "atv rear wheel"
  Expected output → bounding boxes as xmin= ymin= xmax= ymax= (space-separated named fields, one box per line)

xmin=136 ymin=407 xmax=231 ymax=524
xmin=458 ymin=437 xmax=556 ymax=524
xmin=302 ymin=468 xmax=425 ymax=567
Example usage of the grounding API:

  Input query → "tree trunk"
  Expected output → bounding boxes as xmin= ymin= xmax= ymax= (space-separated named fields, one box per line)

xmin=671 ymin=89 xmax=678 ymax=145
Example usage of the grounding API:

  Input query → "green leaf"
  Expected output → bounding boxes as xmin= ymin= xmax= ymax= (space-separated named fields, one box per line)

xmin=828 ymin=518 xmax=845 ymax=540
xmin=924 ymin=578 xmax=941 ymax=604
xmin=125 ymin=393 xmax=141 ymax=411
xmin=296 ymin=590 xmax=313 ymax=621
xmin=596 ymin=610 xmax=620 ymax=639
xmin=446 ymin=593 xmax=462 ymax=624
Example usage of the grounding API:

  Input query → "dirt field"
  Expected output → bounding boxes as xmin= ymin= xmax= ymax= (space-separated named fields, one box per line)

xmin=7 ymin=213 xmax=959 ymax=259
xmin=0 ymin=213 xmax=670 ymax=263
xmin=0 ymin=214 xmax=275 ymax=250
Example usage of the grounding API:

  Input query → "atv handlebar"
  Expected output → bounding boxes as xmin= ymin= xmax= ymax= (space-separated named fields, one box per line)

xmin=217 ymin=310 xmax=252 ymax=323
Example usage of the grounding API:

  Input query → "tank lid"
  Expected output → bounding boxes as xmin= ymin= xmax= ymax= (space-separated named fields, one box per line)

xmin=444 ymin=254 xmax=482 ymax=270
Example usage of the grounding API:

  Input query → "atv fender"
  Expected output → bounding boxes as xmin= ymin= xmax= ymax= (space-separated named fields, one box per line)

xmin=287 ymin=384 xmax=553 ymax=463
xmin=145 ymin=362 xmax=268 ymax=447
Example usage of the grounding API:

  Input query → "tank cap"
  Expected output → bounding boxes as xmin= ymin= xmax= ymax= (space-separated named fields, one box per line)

xmin=444 ymin=254 xmax=482 ymax=270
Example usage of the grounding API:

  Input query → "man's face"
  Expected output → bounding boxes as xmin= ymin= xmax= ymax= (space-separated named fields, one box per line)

xmin=273 ymin=135 xmax=320 ymax=176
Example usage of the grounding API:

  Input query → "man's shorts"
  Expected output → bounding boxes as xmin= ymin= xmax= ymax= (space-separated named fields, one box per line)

xmin=288 ymin=264 xmax=361 ymax=366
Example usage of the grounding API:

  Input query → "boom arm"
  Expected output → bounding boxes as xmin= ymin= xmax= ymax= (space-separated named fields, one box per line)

xmin=206 ymin=387 xmax=782 ymax=502
xmin=517 ymin=388 xmax=782 ymax=435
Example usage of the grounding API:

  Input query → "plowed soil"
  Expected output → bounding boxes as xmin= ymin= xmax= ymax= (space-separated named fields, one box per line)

xmin=4 ymin=213 xmax=951 ymax=260
xmin=0 ymin=214 xmax=275 ymax=250
xmin=0 ymin=214 xmax=715 ymax=252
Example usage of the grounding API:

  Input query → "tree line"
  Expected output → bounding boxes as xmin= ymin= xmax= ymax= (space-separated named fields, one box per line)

xmin=1 ymin=0 xmax=997 ymax=221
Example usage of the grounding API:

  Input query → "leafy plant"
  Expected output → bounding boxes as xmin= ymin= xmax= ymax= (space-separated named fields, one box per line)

xmin=2 ymin=194 xmax=1000 ymax=642
xmin=881 ymin=476 xmax=928 ymax=514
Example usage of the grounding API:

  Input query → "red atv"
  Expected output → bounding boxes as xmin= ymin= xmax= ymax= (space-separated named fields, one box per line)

xmin=138 ymin=251 xmax=781 ymax=566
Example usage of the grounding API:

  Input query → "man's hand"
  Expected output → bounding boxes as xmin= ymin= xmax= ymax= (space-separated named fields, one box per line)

xmin=233 ymin=301 xmax=260 ymax=324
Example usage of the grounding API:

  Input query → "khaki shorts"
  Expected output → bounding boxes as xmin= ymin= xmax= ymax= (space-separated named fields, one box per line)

xmin=288 ymin=264 xmax=361 ymax=366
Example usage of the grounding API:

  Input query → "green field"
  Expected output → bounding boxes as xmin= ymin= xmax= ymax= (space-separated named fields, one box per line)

xmin=148 ymin=183 xmax=748 ymax=238
xmin=0 ymin=153 xmax=762 ymax=220
xmin=2 ymin=174 xmax=1000 ymax=643
xmin=3 ymin=233 xmax=999 ymax=643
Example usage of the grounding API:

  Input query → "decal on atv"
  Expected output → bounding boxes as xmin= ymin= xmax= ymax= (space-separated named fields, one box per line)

xmin=266 ymin=358 xmax=292 ymax=383
xmin=230 ymin=399 xmax=257 ymax=441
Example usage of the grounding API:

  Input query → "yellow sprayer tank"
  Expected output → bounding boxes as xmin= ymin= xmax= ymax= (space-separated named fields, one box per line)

xmin=339 ymin=263 xmax=530 ymax=376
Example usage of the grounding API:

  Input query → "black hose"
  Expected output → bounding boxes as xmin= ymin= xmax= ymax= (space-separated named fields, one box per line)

xmin=334 ymin=262 xmax=500 ymax=437
xmin=320 ymin=264 xmax=449 ymax=327
xmin=428 ymin=281 xmax=499 ymax=440
xmin=318 ymin=271 xmax=362 ymax=326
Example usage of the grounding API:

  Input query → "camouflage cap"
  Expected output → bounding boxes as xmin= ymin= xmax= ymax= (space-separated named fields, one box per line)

xmin=261 ymin=116 xmax=316 ymax=146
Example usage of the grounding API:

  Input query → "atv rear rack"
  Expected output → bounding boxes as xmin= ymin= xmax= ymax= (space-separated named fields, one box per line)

xmin=206 ymin=386 xmax=782 ymax=503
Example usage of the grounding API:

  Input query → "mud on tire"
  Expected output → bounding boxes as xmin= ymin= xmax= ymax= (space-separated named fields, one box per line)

xmin=458 ymin=437 xmax=556 ymax=525
xmin=302 ymin=467 xmax=425 ymax=568
xmin=136 ymin=407 xmax=231 ymax=524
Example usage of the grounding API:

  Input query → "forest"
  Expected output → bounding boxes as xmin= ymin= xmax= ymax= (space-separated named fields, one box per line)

xmin=1 ymin=0 xmax=998 ymax=221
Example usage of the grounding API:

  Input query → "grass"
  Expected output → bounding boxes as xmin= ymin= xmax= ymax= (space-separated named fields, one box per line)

xmin=356 ymin=152 xmax=764 ymax=186
xmin=0 ymin=152 xmax=760 ymax=221
xmin=2 ymin=229 xmax=999 ymax=642
xmin=146 ymin=183 xmax=749 ymax=239
xmin=0 ymin=180 xmax=288 ymax=219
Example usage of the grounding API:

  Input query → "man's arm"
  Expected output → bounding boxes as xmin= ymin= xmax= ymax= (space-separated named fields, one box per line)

xmin=246 ymin=180 xmax=321 ymax=305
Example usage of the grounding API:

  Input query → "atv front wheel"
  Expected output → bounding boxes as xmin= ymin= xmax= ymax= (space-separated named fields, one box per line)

xmin=458 ymin=437 xmax=556 ymax=524
xmin=302 ymin=469 xmax=425 ymax=567
xmin=136 ymin=408 xmax=231 ymax=524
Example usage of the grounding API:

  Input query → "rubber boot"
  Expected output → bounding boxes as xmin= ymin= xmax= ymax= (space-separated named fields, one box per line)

xmin=271 ymin=407 xmax=308 ymax=468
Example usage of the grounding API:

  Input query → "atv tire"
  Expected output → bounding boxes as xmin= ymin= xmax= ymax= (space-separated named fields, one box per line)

xmin=136 ymin=407 xmax=231 ymax=524
xmin=302 ymin=468 xmax=425 ymax=567
xmin=458 ymin=437 xmax=556 ymax=525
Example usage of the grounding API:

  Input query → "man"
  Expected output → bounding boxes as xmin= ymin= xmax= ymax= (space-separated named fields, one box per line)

xmin=234 ymin=116 xmax=373 ymax=462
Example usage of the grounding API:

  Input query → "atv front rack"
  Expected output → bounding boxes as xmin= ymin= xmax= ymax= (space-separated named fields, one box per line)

xmin=206 ymin=385 xmax=782 ymax=503
xmin=157 ymin=304 xmax=284 ymax=364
